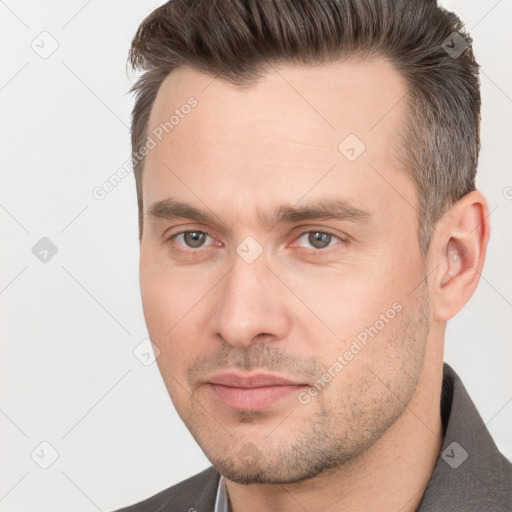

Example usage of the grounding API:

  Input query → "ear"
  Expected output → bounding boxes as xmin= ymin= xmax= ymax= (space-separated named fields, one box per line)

xmin=430 ymin=190 xmax=491 ymax=322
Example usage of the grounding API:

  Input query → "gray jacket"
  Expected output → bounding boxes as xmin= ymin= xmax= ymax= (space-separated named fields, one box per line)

xmin=114 ymin=364 xmax=512 ymax=511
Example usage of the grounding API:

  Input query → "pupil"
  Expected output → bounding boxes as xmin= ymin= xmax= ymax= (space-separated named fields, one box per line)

xmin=308 ymin=232 xmax=331 ymax=249
xmin=184 ymin=231 xmax=206 ymax=248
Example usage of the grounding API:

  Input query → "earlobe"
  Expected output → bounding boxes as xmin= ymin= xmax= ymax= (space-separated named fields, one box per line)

xmin=432 ymin=190 xmax=490 ymax=322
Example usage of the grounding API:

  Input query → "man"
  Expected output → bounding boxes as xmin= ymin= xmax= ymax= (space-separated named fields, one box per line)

xmin=115 ymin=0 xmax=512 ymax=510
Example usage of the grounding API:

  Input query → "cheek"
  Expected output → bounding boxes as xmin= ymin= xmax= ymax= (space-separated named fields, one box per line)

xmin=140 ymin=271 xmax=197 ymax=411
xmin=140 ymin=253 xmax=188 ymax=367
xmin=140 ymin=247 xmax=202 ymax=331
xmin=284 ymin=247 xmax=424 ymax=365
xmin=139 ymin=253 xmax=172 ymax=336
xmin=139 ymin=250 xmax=217 ymax=378
xmin=282 ymin=263 xmax=399 ymax=346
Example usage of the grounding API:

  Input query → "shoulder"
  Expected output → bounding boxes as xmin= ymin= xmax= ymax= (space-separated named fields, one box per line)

xmin=418 ymin=364 xmax=512 ymax=511
xmin=112 ymin=466 xmax=220 ymax=512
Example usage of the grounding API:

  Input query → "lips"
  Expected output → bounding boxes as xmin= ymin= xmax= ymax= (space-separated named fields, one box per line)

xmin=206 ymin=372 xmax=307 ymax=411
xmin=209 ymin=373 xmax=300 ymax=388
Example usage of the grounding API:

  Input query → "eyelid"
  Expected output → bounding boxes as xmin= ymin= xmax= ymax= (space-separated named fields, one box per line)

xmin=162 ymin=222 xmax=213 ymax=240
xmin=162 ymin=222 xmax=220 ymax=244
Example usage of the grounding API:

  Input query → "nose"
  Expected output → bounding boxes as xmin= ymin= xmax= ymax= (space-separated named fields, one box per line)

xmin=212 ymin=255 xmax=291 ymax=348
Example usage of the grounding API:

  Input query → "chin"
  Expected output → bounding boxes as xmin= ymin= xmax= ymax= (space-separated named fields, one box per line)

xmin=209 ymin=451 xmax=346 ymax=485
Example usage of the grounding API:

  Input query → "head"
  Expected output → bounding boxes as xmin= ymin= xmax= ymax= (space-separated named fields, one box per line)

xmin=130 ymin=0 xmax=489 ymax=484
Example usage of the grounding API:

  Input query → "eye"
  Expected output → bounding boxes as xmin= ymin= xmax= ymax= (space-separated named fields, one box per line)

xmin=295 ymin=231 xmax=343 ymax=250
xmin=172 ymin=230 xmax=213 ymax=249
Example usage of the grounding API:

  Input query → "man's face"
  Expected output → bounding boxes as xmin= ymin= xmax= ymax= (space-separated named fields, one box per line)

xmin=139 ymin=59 xmax=431 ymax=484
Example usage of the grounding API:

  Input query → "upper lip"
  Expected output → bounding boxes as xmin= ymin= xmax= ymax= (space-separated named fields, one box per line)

xmin=207 ymin=372 xmax=305 ymax=388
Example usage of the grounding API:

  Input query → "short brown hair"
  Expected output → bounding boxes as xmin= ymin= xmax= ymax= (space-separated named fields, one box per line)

xmin=128 ymin=0 xmax=480 ymax=253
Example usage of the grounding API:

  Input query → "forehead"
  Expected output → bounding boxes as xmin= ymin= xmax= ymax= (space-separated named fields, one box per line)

xmin=143 ymin=58 xmax=415 ymax=226
xmin=147 ymin=58 xmax=407 ymax=150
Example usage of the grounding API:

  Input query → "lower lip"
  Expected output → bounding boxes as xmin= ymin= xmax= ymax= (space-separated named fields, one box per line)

xmin=208 ymin=383 xmax=306 ymax=411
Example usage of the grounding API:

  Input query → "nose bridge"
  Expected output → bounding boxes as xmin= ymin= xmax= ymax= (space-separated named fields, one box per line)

xmin=214 ymin=253 xmax=289 ymax=347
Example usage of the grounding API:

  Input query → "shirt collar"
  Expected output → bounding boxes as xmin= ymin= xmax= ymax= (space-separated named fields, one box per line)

xmin=214 ymin=474 xmax=230 ymax=512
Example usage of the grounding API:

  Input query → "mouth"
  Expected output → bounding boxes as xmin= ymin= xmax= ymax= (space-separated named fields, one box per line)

xmin=206 ymin=372 xmax=309 ymax=411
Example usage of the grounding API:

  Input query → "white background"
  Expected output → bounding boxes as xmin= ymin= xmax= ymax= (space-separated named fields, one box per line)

xmin=0 ymin=1 xmax=510 ymax=510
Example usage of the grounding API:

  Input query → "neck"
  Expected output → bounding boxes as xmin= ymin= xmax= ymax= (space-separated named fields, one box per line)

xmin=226 ymin=357 xmax=444 ymax=512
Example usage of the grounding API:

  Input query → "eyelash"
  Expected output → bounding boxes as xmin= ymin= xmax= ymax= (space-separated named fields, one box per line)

xmin=166 ymin=229 xmax=347 ymax=255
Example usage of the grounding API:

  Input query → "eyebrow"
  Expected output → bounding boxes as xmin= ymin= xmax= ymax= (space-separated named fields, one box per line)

xmin=146 ymin=197 xmax=372 ymax=228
